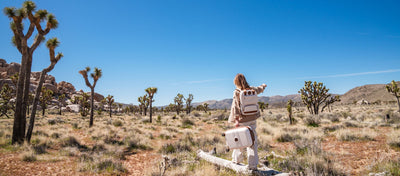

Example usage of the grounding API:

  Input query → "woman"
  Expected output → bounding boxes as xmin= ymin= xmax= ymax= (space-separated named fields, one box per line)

xmin=228 ymin=73 xmax=267 ymax=170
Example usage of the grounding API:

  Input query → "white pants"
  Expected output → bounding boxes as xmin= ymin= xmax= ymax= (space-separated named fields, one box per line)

xmin=231 ymin=120 xmax=258 ymax=169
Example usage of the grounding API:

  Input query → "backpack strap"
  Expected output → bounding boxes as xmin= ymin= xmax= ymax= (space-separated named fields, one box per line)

xmin=245 ymin=126 xmax=255 ymax=147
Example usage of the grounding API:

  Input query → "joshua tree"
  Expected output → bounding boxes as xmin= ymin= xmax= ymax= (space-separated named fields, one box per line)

xmin=166 ymin=103 xmax=175 ymax=113
xmin=185 ymin=94 xmax=194 ymax=115
xmin=105 ymin=95 xmax=114 ymax=117
xmin=145 ymin=87 xmax=158 ymax=123
xmin=196 ymin=104 xmax=204 ymax=111
xmin=79 ymin=67 xmax=102 ymax=127
xmin=117 ymin=103 xmax=123 ymax=113
xmin=58 ymin=94 xmax=66 ymax=115
xmin=203 ymin=103 xmax=209 ymax=113
xmin=144 ymin=95 xmax=150 ymax=116
xmin=287 ymin=99 xmax=293 ymax=125
xmin=174 ymin=93 xmax=184 ymax=115
xmin=39 ymin=87 xmax=53 ymax=116
xmin=321 ymin=95 xmax=340 ymax=113
xmin=138 ymin=96 xmax=144 ymax=115
xmin=26 ymin=38 xmax=62 ymax=142
xmin=77 ymin=93 xmax=90 ymax=117
xmin=5 ymin=1 xmax=59 ymax=144
xmin=258 ymin=102 xmax=267 ymax=112
xmin=298 ymin=81 xmax=339 ymax=115
xmin=386 ymin=80 xmax=400 ymax=112
xmin=138 ymin=95 xmax=149 ymax=116
xmin=0 ymin=84 xmax=15 ymax=118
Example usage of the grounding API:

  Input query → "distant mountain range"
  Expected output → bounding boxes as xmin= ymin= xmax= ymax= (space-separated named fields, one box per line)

xmin=191 ymin=83 xmax=398 ymax=109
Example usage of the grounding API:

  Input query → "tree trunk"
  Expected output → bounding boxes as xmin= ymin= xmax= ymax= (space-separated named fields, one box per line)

xmin=12 ymin=54 xmax=28 ymax=144
xmin=109 ymin=104 xmax=112 ymax=118
xmin=396 ymin=94 xmax=400 ymax=112
xmin=89 ymin=88 xmax=94 ymax=127
xmin=196 ymin=150 xmax=288 ymax=176
xmin=21 ymin=55 xmax=33 ymax=122
xmin=26 ymin=71 xmax=46 ymax=142
xmin=149 ymin=99 xmax=153 ymax=123
xmin=42 ymin=106 xmax=45 ymax=116
xmin=59 ymin=105 xmax=62 ymax=115
xmin=27 ymin=104 xmax=30 ymax=116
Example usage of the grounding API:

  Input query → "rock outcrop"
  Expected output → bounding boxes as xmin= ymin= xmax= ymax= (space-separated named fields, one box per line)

xmin=0 ymin=59 xmax=106 ymax=113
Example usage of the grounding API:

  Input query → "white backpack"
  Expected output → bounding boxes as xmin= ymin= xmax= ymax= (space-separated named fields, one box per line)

xmin=237 ymin=89 xmax=259 ymax=116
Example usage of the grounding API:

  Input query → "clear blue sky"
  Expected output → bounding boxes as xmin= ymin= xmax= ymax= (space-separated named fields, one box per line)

xmin=1 ymin=0 xmax=399 ymax=106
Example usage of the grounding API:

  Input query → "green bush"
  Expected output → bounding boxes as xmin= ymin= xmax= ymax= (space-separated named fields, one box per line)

xmin=112 ymin=120 xmax=123 ymax=127
xmin=182 ymin=118 xmax=195 ymax=128
xmin=21 ymin=152 xmax=37 ymax=162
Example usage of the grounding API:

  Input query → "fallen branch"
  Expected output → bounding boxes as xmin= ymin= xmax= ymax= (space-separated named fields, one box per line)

xmin=197 ymin=150 xmax=290 ymax=176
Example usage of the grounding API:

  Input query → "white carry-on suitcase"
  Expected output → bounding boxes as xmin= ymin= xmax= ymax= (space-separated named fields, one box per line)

xmin=222 ymin=126 xmax=255 ymax=150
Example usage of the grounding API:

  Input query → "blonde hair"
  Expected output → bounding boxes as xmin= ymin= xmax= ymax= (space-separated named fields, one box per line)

xmin=234 ymin=73 xmax=250 ymax=90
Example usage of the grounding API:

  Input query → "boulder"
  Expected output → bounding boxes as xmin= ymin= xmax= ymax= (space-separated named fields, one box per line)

xmin=0 ymin=79 xmax=14 ymax=89
xmin=0 ymin=58 xmax=7 ymax=67
xmin=57 ymin=81 xmax=76 ymax=96
xmin=43 ymin=83 xmax=58 ymax=93
xmin=93 ymin=92 xmax=104 ymax=102
xmin=7 ymin=62 xmax=20 ymax=76
xmin=66 ymin=104 xmax=80 ymax=113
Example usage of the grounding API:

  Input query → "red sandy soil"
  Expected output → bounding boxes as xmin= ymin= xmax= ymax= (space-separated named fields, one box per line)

xmin=0 ymin=125 xmax=399 ymax=175
xmin=269 ymin=127 xmax=400 ymax=175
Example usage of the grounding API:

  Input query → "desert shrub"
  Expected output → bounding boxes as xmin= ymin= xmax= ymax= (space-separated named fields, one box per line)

xmin=61 ymin=136 xmax=85 ymax=149
xmin=157 ymin=115 xmax=161 ymax=122
xmin=323 ymin=125 xmax=342 ymax=133
xmin=159 ymin=133 xmax=171 ymax=140
xmin=270 ymin=138 xmax=346 ymax=176
xmin=48 ymin=119 xmax=57 ymax=125
xmin=369 ymin=158 xmax=400 ymax=175
xmin=21 ymin=151 xmax=37 ymax=162
xmin=48 ymin=117 xmax=65 ymax=125
xmin=141 ymin=118 xmax=151 ymax=123
xmin=166 ymin=127 xmax=178 ymax=133
xmin=96 ymin=158 xmax=126 ymax=173
xmin=341 ymin=111 xmax=352 ymax=119
xmin=277 ymin=133 xmax=301 ymax=142
xmin=79 ymin=154 xmax=126 ymax=174
xmin=72 ymin=122 xmax=79 ymax=129
xmin=275 ymin=114 xmax=283 ymax=121
xmin=112 ymin=120 xmax=123 ymax=127
xmin=33 ymin=130 xmax=49 ymax=137
xmin=182 ymin=118 xmax=194 ymax=128
xmin=387 ymin=130 xmax=400 ymax=149
xmin=193 ymin=112 xmax=201 ymax=117
xmin=388 ymin=112 xmax=400 ymax=124
xmin=92 ymin=143 xmax=107 ymax=152
xmin=124 ymin=136 xmax=149 ymax=150
xmin=343 ymin=120 xmax=359 ymax=128
xmin=294 ymin=138 xmax=322 ymax=156
xmin=304 ymin=116 xmax=320 ymax=127
xmin=297 ymin=113 xmax=305 ymax=119
xmin=33 ymin=143 xmax=47 ymax=154
xmin=160 ymin=142 xmax=191 ymax=154
xmin=325 ymin=113 xmax=340 ymax=122
xmin=104 ymin=134 xmax=123 ymax=145
xmin=211 ymin=112 xmax=228 ymax=121
xmin=50 ymin=132 xmax=61 ymax=139
xmin=336 ymin=129 xmax=376 ymax=141
xmin=60 ymin=147 xmax=80 ymax=156
xmin=260 ymin=127 xmax=273 ymax=135
xmin=194 ymin=136 xmax=222 ymax=148
xmin=160 ymin=144 xmax=176 ymax=154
